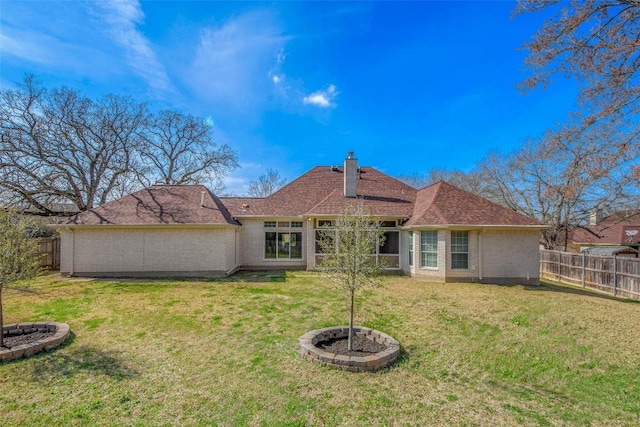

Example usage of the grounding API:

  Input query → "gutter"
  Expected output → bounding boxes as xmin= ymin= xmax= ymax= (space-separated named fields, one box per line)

xmin=59 ymin=223 xmax=241 ymax=230
xmin=478 ymin=227 xmax=485 ymax=281
xmin=65 ymin=226 xmax=75 ymax=276
xmin=400 ymin=224 xmax=548 ymax=231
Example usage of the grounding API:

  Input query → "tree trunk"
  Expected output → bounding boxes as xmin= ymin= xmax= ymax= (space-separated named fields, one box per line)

xmin=348 ymin=289 xmax=354 ymax=351
xmin=0 ymin=285 xmax=5 ymax=348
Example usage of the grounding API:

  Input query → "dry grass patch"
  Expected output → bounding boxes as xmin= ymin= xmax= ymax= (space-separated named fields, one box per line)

xmin=0 ymin=272 xmax=639 ymax=426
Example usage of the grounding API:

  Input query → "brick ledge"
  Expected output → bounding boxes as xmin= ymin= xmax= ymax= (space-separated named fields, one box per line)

xmin=0 ymin=322 xmax=70 ymax=362
xmin=299 ymin=326 xmax=400 ymax=372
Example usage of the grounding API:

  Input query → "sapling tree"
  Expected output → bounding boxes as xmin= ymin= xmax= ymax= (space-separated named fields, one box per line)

xmin=316 ymin=201 xmax=387 ymax=351
xmin=0 ymin=209 xmax=41 ymax=348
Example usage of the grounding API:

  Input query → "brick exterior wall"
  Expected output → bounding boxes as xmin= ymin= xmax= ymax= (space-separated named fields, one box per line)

xmin=60 ymin=227 xmax=238 ymax=276
xmin=405 ymin=228 xmax=540 ymax=284
xmin=481 ymin=229 xmax=540 ymax=284
xmin=60 ymin=223 xmax=540 ymax=283
xmin=407 ymin=229 xmax=447 ymax=281
xmin=237 ymin=218 xmax=308 ymax=270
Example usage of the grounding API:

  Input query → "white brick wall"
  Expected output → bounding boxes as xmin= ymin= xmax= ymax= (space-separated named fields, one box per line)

xmin=60 ymin=223 xmax=541 ymax=282
xmin=60 ymin=227 xmax=237 ymax=275
xmin=407 ymin=228 xmax=540 ymax=283
xmin=481 ymin=229 xmax=540 ymax=281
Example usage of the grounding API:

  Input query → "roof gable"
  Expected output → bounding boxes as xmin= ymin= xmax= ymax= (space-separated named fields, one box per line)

xmin=68 ymin=185 xmax=239 ymax=226
xmin=225 ymin=166 xmax=416 ymax=217
xmin=405 ymin=181 xmax=543 ymax=227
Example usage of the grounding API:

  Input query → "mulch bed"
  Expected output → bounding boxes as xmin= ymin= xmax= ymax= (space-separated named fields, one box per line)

xmin=1 ymin=331 xmax=56 ymax=349
xmin=318 ymin=335 xmax=387 ymax=356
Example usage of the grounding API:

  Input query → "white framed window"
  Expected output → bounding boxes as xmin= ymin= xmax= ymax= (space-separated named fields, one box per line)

xmin=314 ymin=224 xmax=399 ymax=268
xmin=408 ymin=231 xmax=414 ymax=267
xmin=265 ymin=231 xmax=303 ymax=259
xmin=420 ymin=230 xmax=438 ymax=268
xmin=380 ymin=231 xmax=399 ymax=254
xmin=451 ymin=230 xmax=469 ymax=269
xmin=264 ymin=221 xmax=304 ymax=259
xmin=317 ymin=219 xmax=334 ymax=228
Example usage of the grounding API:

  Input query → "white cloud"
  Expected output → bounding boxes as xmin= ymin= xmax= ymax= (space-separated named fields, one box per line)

xmin=303 ymin=84 xmax=338 ymax=108
xmin=88 ymin=0 xmax=171 ymax=92
xmin=0 ymin=2 xmax=118 ymax=78
xmin=188 ymin=10 xmax=288 ymax=111
xmin=269 ymin=48 xmax=287 ymax=85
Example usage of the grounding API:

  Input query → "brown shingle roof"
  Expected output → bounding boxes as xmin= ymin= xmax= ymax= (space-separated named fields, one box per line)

xmin=65 ymin=168 xmax=544 ymax=229
xmin=405 ymin=181 xmax=543 ymax=227
xmin=225 ymin=166 xmax=416 ymax=217
xmin=67 ymin=185 xmax=239 ymax=226
xmin=570 ymin=211 xmax=640 ymax=245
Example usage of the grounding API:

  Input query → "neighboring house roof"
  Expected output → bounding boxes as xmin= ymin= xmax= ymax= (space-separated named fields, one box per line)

xmin=570 ymin=211 xmax=640 ymax=246
xmin=223 ymin=166 xmax=417 ymax=218
xmin=19 ymin=203 xmax=80 ymax=215
xmin=67 ymin=185 xmax=239 ymax=226
xmin=581 ymin=246 xmax=639 ymax=256
xmin=404 ymin=181 xmax=544 ymax=227
xmin=12 ymin=202 xmax=80 ymax=224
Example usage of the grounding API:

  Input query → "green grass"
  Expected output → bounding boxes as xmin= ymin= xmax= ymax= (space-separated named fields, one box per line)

xmin=1 ymin=271 xmax=639 ymax=426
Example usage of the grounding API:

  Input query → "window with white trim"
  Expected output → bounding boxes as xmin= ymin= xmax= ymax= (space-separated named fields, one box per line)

xmin=314 ymin=223 xmax=399 ymax=268
xmin=420 ymin=230 xmax=438 ymax=268
xmin=408 ymin=232 xmax=414 ymax=267
xmin=264 ymin=221 xmax=303 ymax=259
xmin=451 ymin=230 xmax=469 ymax=269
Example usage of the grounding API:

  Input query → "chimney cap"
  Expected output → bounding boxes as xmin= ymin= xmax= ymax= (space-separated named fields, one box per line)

xmin=347 ymin=151 xmax=355 ymax=159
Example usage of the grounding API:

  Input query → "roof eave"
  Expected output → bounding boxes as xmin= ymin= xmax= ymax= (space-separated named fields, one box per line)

xmin=57 ymin=223 xmax=241 ymax=229
xmin=401 ymin=224 xmax=548 ymax=230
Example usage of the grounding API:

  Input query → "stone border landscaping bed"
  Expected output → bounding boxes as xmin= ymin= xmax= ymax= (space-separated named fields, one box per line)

xmin=0 ymin=322 xmax=70 ymax=362
xmin=299 ymin=326 xmax=400 ymax=372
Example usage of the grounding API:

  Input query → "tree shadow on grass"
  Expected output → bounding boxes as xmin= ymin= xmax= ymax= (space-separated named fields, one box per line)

xmin=30 ymin=333 xmax=139 ymax=382
xmin=212 ymin=270 xmax=288 ymax=283
xmin=525 ymin=280 xmax=640 ymax=304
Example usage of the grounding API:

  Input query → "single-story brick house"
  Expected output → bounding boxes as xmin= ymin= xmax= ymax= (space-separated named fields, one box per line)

xmin=60 ymin=153 xmax=545 ymax=284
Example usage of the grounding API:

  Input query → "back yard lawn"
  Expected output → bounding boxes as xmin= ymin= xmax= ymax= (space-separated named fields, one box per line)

xmin=1 ymin=272 xmax=639 ymax=426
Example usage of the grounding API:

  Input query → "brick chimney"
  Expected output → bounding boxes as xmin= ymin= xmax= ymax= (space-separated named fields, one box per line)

xmin=344 ymin=151 xmax=357 ymax=198
xmin=590 ymin=208 xmax=603 ymax=225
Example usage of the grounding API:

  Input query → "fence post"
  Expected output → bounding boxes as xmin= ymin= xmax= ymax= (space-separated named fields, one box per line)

xmin=557 ymin=250 xmax=562 ymax=282
xmin=613 ymin=256 xmax=617 ymax=296
xmin=582 ymin=252 xmax=586 ymax=288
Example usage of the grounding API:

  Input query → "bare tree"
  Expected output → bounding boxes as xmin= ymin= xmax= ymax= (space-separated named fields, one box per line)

xmin=516 ymin=0 xmax=640 ymax=179
xmin=0 ymin=209 xmax=41 ymax=348
xmin=0 ymin=75 xmax=146 ymax=213
xmin=480 ymin=124 xmax=638 ymax=249
xmin=139 ymin=110 xmax=238 ymax=186
xmin=316 ymin=201 xmax=387 ymax=351
xmin=247 ymin=168 xmax=287 ymax=197
xmin=396 ymin=169 xmax=487 ymax=195
xmin=0 ymin=76 xmax=240 ymax=211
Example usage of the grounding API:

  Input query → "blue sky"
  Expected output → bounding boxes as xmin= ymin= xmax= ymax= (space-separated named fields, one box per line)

xmin=0 ymin=1 xmax=576 ymax=195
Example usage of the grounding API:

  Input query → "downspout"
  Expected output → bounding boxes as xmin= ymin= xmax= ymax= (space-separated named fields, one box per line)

xmin=478 ymin=227 xmax=485 ymax=282
xmin=66 ymin=227 xmax=75 ymax=277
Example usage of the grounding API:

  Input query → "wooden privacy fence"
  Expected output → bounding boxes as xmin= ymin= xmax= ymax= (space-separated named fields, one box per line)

xmin=540 ymin=249 xmax=640 ymax=300
xmin=36 ymin=237 xmax=60 ymax=270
